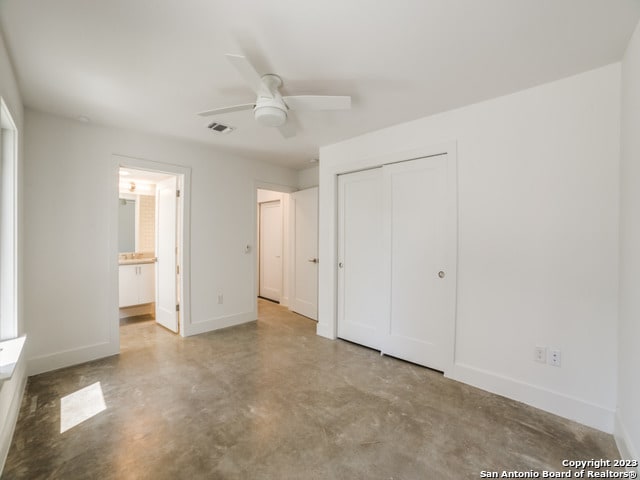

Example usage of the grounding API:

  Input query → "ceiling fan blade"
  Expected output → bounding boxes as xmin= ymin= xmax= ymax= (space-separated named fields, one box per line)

xmin=225 ymin=54 xmax=267 ymax=96
xmin=282 ymin=95 xmax=351 ymax=111
xmin=197 ymin=103 xmax=254 ymax=117
xmin=277 ymin=121 xmax=296 ymax=139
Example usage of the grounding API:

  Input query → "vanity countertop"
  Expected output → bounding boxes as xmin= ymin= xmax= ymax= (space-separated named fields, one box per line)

xmin=119 ymin=257 xmax=157 ymax=265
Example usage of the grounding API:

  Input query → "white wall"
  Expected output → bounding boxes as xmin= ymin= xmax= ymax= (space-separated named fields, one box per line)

xmin=257 ymin=189 xmax=284 ymax=203
xmin=0 ymin=29 xmax=26 ymax=473
xmin=617 ymin=19 xmax=640 ymax=465
xmin=318 ymin=64 xmax=621 ymax=433
xmin=297 ymin=165 xmax=319 ymax=189
xmin=24 ymin=109 xmax=298 ymax=374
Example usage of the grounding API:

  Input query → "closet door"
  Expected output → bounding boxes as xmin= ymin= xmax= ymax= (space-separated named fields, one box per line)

xmin=259 ymin=200 xmax=283 ymax=302
xmin=337 ymin=168 xmax=386 ymax=349
xmin=381 ymin=154 xmax=456 ymax=371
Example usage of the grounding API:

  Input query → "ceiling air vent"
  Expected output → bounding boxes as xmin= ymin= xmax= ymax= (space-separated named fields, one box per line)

xmin=207 ymin=122 xmax=234 ymax=134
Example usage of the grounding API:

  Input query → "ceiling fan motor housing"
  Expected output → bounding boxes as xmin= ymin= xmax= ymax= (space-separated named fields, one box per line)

xmin=253 ymin=74 xmax=288 ymax=127
xmin=254 ymin=99 xmax=287 ymax=127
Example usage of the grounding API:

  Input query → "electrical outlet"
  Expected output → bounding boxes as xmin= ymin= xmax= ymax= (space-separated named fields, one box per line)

xmin=534 ymin=346 xmax=547 ymax=363
xmin=549 ymin=349 xmax=561 ymax=367
xmin=217 ymin=293 xmax=223 ymax=304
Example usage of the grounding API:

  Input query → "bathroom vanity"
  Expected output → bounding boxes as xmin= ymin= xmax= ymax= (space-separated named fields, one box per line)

xmin=118 ymin=256 xmax=156 ymax=308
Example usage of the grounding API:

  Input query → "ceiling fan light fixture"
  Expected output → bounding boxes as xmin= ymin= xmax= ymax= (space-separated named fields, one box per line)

xmin=198 ymin=54 xmax=351 ymax=138
xmin=254 ymin=105 xmax=287 ymax=127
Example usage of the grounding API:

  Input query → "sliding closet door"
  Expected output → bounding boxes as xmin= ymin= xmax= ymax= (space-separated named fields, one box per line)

xmin=337 ymin=168 xmax=386 ymax=349
xmin=381 ymin=155 xmax=456 ymax=371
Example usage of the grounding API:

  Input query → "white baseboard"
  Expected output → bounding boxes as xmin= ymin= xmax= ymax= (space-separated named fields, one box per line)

xmin=185 ymin=311 xmax=256 ymax=337
xmin=449 ymin=362 xmax=615 ymax=433
xmin=28 ymin=341 xmax=118 ymax=376
xmin=615 ymin=413 xmax=639 ymax=471
xmin=0 ymin=357 xmax=27 ymax=474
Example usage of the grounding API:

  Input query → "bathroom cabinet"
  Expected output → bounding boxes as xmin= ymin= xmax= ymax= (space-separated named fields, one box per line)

xmin=119 ymin=263 xmax=155 ymax=307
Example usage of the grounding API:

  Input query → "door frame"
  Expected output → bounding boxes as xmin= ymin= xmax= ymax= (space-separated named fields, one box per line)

xmin=317 ymin=141 xmax=458 ymax=373
xmin=110 ymin=154 xmax=191 ymax=346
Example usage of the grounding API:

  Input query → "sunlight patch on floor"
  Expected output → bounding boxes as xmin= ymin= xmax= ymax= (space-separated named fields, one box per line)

xmin=60 ymin=382 xmax=107 ymax=433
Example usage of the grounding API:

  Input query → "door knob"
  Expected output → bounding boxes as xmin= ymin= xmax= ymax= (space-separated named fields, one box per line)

xmin=338 ymin=262 xmax=344 ymax=268
xmin=308 ymin=258 xmax=318 ymax=263
xmin=438 ymin=271 xmax=445 ymax=278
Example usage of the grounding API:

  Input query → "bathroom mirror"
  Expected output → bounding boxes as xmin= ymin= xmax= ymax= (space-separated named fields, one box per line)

xmin=118 ymin=198 xmax=136 ymax=253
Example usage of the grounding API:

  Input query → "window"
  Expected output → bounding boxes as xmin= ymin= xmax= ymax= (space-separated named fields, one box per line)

xmin=0 ymin=98 xmax=18 ymax=341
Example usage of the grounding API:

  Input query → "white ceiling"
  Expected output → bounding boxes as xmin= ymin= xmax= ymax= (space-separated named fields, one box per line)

xmin=1 ymin=0 xmax=638 ymax=169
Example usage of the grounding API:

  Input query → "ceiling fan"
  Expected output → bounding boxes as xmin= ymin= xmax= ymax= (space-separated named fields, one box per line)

xmin=198 ymin=54 xmax=351 ymax=138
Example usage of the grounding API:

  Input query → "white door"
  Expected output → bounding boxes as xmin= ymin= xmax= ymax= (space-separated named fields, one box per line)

xmin=337 ymin=168 xmax=386 ymax=349
xmin=156 ymin=176 xmax=179 ymax=333
xmin=380 ymin=155 xmax=455 ymax=371
xmin=259 ymin=200 xmax=283 ymax=302
xmin=291 ymin=187 xmax=318 ymax=320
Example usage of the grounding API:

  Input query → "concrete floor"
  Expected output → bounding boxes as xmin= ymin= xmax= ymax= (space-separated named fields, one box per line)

xmin=3 ymin=300 xmax=620 ymax=479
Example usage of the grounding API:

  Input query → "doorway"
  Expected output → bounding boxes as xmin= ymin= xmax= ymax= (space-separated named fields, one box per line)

xmin=257 ymin=189 xmax=288 ymax=305
xmin=116 ymin=162 xmax=184 ymax=342
xmin=255 ymin=186 xmax=319 ymax=320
